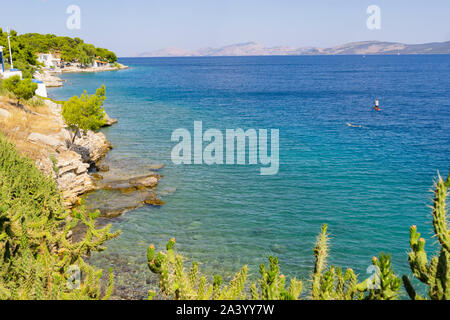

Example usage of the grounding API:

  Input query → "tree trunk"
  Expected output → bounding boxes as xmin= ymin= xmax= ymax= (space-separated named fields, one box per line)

xmin=69 ymin=128 xmax=79 ymax=150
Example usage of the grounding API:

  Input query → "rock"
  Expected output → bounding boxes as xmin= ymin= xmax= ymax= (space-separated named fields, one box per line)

xmin=33 ymin=70 xmax=63 ymax=87
xmin=270 ymin=244 xmax=287 ymax=254
xmin=128 ymin=174 xmax=159 ymax=188
xmin=72 ymin=131 xmax=112 ymax=163
xmin=97 ymin=163 xmax=110 ymax=172
xmin=35 ymin=156 xmax=54 ymax=178
xmin=91 ymin=173 xmax=103 ymax=181
xmin=118 ymin=187 xmax=137 ymax=194
xmin=158 ymin=187 xmax=177 ymax=196
xmin=103 ymin=112 xmax=118 ymax=126
xmin=54 ymin=150 xmax=96 ymax=207
xmin=148 ymin=164 xmax=164 ymax=171
xmin=0 ymin=108 xmax=10 ymax=118
xmin=100 ymin=173 xmax=160 ymax=194
xmin=57 ymin=128 xmax=72 ymax=144
xmin=144 ymin=198 xmax=165 ymax=206
xmin=28 ymin=132 xmax=63 ymax=148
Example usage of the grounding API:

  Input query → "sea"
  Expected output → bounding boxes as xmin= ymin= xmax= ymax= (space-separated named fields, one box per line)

xmin=48 ymin=55 xmax=450 ymax=298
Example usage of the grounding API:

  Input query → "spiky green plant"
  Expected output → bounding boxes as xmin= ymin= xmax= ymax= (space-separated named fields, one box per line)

xmin=357 ymin=254 xmax=401 ymax=300
xmin=250 ymin=256 xmax=302 ymax=300
xmin=0 ymin=134 xmax=119 ymax=299
xmin=311 ymin=224 xmax=361 ymax=300
xmin=311 ymin=224 xmax=400 ymax=300
xmin=402 ymin=173 xmax=450 ymax=300
xmin=147 ymin=238 xmax=248 ymax=300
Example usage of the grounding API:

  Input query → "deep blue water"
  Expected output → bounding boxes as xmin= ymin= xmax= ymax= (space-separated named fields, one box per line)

xmin=48 ymin=55 xmax=450 ymax=298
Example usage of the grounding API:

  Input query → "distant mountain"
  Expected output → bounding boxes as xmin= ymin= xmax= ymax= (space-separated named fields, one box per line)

xmin=137 ymin=40 xmax=450 ymax=57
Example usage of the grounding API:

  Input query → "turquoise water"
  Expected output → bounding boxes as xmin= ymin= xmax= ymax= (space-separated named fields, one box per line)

xmin=48 ymin=55 xmax=450 ymax=298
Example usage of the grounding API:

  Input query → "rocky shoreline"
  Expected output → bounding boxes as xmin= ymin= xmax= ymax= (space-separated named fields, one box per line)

xmin=34 ymin=63 xmax=129 ymax=88
xmin=38 ymin=99 xmax=164 ymax=214
xmin=1 ymin=61 xmax=165 ymax=216
xmin=31 ymin=62 xmax=167 ymax=214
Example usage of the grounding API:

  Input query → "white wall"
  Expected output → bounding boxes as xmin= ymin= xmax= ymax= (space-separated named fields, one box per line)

xmin=35 ymin=83 xmax=47 ymax=97
xmin=2 ymin=70 xmax=22 ymax=79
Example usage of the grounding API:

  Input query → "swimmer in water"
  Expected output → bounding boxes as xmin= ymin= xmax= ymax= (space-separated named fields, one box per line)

xmin=346 ymin=122 xmax=363 ymax=128
xmin=373 ymin=99 xmax=381 ymax=111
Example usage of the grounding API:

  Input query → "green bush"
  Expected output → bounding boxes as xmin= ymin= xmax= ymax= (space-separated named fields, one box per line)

xmin=0 ymin=134 xmax=119 ymax=299
xmin=62 ymin=85 xmax=107 ymax=146
xmin=0 ymin=80 xmax=8 ymax=96
xmin=25 ymin=96 xmax=45 ymax=107
xmin=2 ymin=75 xmax=37 ymax=106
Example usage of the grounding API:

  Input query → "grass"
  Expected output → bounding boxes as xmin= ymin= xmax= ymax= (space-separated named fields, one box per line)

xmin=0 ymin=95 xmax=62 ymax=160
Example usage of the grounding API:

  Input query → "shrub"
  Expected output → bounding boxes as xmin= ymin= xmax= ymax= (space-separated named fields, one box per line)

xmin=2 ymin=75 xmax=37 ymax=106
xmin=62 ymin=85 xmax=107 ymax=146
xmin=0 ymin=134 xmax=119 ymax=299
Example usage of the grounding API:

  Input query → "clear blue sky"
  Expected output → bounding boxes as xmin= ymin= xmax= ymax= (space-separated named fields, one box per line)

xmin=2 ymin=0 xmax=449 ymax=56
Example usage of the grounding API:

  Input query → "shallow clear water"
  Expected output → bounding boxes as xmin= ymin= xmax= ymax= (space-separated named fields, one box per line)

xmin=48 ymin=55 xmax=450 ymax=298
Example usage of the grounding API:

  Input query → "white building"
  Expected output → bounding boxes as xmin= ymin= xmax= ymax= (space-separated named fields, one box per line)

xmin=1 ymin=68 xmax=23 ymax=80
xmin=93 ymin=59 xmax=110 ymax=68
xmin=32 ymin=79 xmax=47 ymax=97
xmin=37 ymin=53 xmax=61 ymax=69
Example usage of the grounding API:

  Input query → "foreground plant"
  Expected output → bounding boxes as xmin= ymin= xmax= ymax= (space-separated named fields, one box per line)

xmin=250 ymin=256 xmax=302 ymax=300
xmin=311 ymin=224 xmax=400 ymax=300
xmin=0 ymin=135 xmax=119 ymax=299
xmin=402 ymin=173 xmax=450 ymax=300
xmin=148 ymin=224 xmax=401 ymax=300
xmin=147 ymin=238 xmax=247 ymax=300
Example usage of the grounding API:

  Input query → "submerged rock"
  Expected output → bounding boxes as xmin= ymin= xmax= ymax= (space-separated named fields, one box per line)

xmin=97 ymin=163 xmax=110 ymax=172
xmin=101 ymin=174 xmax=160 ymax=193
xmin=143 ymin=197 xmax=165 ymax=206
xmin=91 ymin=173 xmax=103 ymax=181
xmin=84 ymin=186 xmax=164 ymax=217
xmin=158 ymin=187 xmax=177 ymax=196
xmin=148 ymin=164 xmax=165 ymax=171
xmin=128 ymin=174 xmax=159 ymax=188
xmin=270 ymin=244 xmax=287 ymax=254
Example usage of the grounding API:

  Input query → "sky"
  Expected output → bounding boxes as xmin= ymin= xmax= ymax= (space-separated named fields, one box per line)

xmin=1 ymin=0 xmax=449 ymax=56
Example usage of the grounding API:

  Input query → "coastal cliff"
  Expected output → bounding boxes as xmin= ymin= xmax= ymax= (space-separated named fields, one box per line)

xmin=0 ymin=97 xmax=111 ymax=207
xmin=0 ymin=93 xmax=163 ymax=213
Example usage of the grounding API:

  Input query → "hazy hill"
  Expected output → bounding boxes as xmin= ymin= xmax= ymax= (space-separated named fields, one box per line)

xmin=137 ymin=40 xmax=450 ymax=57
